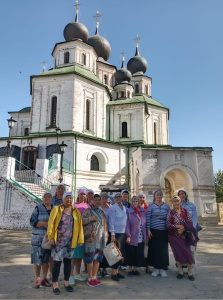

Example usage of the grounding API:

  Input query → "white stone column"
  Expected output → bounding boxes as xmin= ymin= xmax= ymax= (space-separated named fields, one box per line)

xmin=0 ymin=157 xmax=15 ymax=180
xmin=35 ymin=158 xmax=49 ymax=179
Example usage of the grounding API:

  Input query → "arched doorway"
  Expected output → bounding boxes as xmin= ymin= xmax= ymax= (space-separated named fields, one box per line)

xmin=162 ymin=167 xmax=196 ymax=205
xmin=22 ymin=146 xmax=38 ymax=169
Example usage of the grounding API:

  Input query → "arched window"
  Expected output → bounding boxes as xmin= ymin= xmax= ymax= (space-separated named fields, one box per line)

xmin=64 ymin=52 xmax=69 ymax=64
xmin=121 ymin=91 xmax=125 ymax=98
xmin=86 ymin=99 xmax=91 ymax=130
xmin=104 ymin=74 xmax=108 ymax=84
xmin=135 ymin=84 xmax=139 ymax=94
xmin=145 ymin=84 xmax=148 ymax=94
xmin=91 ymin=155 xmax=99 ymax=171
xmin=82 ymin=53 xmax=86 ymax=65
xmin=122 ymin=122 xmax=128 ymax=138
xmin=154 ymin=122 xmax=157 ymax=144
xmin=127 ymin=91 xmax=130 ymax=98
xmin=51 ymin=96 xmax=57 ymax=127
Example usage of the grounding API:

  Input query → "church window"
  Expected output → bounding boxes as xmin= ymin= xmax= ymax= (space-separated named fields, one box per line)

xmin=154 ymin=122 xmax=157 ymax=144
xmin=64 ymin=52 xmax=69 ymax=64
xmin=91 ymin=155 xmax=99 ymax=171
xmin=145 ymin=84 xmax=148 ymax=94
xmin=104 ymin=74 xmax=108 ymax=84
xmin=121 ymin=91 xmax=125 ymax=98
xmin=24 ymin=128 xmax=29 ymax=136
xmin=82 ymin=53 xmax=86 ymax=65
xmin=127 ymin=91 xmax=130 ymax=98
xmin=86 ymin=99 xmax=91 ymax=130
xmin=122 ymin=122 xmax=128 ymax=137
xmin=135 ymin=84 xmax=139 ymax=94
xmin=51 ymin=96 xmax=57 ymax=127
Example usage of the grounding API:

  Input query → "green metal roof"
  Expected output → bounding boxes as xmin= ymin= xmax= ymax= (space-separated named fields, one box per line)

xmin=30 ymin=65 xmax=112 ymax=97
xmin=107 ymin=95 xmax=167 ymax=110
xmin=8 ymin=106 xmax=31 ymax=114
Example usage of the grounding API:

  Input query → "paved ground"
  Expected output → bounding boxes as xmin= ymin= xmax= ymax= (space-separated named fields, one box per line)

xmin=0 ymin=225 xmax=223 ymax=299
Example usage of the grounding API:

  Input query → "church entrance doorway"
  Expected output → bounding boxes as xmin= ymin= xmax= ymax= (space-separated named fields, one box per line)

xmin=22 ymin=146 xmax=38 ymax=169
xmin=164 ymin=168 xmax=194 ymax=207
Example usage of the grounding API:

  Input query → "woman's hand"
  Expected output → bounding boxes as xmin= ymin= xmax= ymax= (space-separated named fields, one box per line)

xmin=49 ymin=239 xmax=55 ymax=245
xmin=91 ymin=216 xmax=99 ymax=222
xmin=126 ymin=237 xmax=131 ymax=244
xmin=43 ymin=222 xmax=48 ymax=229
xmin=111 ymin=235 xmax=116 ymax=242
xmin=176 ymin=225 xmax=184 ymax=230
xmin=78 ymin=243 xmax=83 ymax=247
xmin=147 ymin=230 xmax=152 ymax=240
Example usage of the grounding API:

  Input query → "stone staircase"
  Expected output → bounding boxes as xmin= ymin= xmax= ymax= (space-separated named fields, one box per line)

xmin=17 ymin=182 xmax=49 ymax=199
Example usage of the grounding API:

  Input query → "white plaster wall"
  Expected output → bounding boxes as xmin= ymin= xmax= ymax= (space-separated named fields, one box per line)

xmin=9 ymin=112 xmax=30 ymax=137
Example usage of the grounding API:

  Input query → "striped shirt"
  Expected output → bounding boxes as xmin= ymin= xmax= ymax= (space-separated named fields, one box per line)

xmin=146 ymin=202 xmax=170 ymax=231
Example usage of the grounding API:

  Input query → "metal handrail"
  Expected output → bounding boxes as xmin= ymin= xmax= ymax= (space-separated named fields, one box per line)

xmin=14 ymin=159 xmax=52 ymax=191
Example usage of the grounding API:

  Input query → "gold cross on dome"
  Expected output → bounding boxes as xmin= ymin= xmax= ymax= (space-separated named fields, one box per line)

xmin=73 ymin=0 xmax=80 ymax=13
xmin=120 ymin=50 xmax=127 ymax=60
xmin=93 ymin=11 xmax=102 ymax=26
xmin=134 ymin=34 xmax=141 ymax=46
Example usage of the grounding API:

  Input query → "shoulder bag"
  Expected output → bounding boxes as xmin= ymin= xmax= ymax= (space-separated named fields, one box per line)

xmin=103 ymin=240 xmax=123 ymax=267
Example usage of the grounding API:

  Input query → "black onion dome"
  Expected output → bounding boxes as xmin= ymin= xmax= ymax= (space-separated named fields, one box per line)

xmin=114 ymin=59 xmax=132 ymax=84
xmin=127 ymin=46 xmax=148 ymax=74
xmin=87 ymin=28 xmax=111 ymax=61
xmin=63 ymin=19 xmax=89 ymax=42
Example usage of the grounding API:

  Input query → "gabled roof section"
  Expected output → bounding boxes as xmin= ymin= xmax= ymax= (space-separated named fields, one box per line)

xmin=30 ymin=65 xmax=112 ymax=98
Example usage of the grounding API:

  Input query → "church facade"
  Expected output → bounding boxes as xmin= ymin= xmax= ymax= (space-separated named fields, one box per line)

xmin=0 ymin=6 xmax=217 ymax=218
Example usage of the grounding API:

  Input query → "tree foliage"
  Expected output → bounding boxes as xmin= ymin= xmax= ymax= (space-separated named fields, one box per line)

xmin=214 ymin=170 xmax=223 ymax=203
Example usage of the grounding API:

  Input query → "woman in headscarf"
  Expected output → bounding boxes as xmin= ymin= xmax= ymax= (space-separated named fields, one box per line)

xmin=107 ymin=192 xmax=127 ymax=281
xmin=138 ymin=193 xmax=149 ymax=212
xmin=146 ymin=190 xmax=170 ymax=277
xmin=125 ymin=196 xmax=147 ymax=276
xmin=51 ymin=184 xmax=65 ymax=206
xmin=30 ymin=192 xmax=53 ymax=288
xmin=47 ymin=192 xmax=84 ymax=295
xmin=87 ymin=189 xmax=94 ymax=205
xmin=69 ymin=189 xmax=89 ymax=284
xmin=166 ymin=196 xmax=198 ymax=280
xmin=82 ymin=194 xmax=107 ymax=287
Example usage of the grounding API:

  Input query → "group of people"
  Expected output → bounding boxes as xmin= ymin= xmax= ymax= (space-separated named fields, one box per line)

xmin=30 ymin=184 xmax=200 ymax=295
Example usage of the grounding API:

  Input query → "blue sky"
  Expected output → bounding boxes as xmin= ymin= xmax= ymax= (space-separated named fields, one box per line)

xmin=0 ymin=0 xmax=222 ymax=172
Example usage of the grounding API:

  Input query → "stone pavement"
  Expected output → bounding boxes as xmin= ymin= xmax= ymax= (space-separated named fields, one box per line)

xmin=0 ymin=225 xmax=223 ymax=299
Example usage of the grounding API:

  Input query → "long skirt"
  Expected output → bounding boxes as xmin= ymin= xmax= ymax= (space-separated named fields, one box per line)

xmin=168 ymin=235 xmax=194 ymax=265
xmin=126 ymin=242 xmax=145 ymax=267
xmin=147 ymin=229 xmax=169 ymax=270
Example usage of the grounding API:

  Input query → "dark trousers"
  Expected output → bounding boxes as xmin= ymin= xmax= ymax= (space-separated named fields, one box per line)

xmin=52 ymin=258 xmax=71 ymax=282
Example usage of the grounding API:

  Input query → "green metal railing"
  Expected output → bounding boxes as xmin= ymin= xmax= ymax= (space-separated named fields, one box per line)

xmin=48 ymin=156 xmax=72 ymax=174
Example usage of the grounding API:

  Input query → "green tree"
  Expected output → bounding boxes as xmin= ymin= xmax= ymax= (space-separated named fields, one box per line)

xmin=214 ymin=170 xmax=223 ymax=203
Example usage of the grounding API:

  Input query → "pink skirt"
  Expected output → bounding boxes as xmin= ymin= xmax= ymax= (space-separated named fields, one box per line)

xmin=168 ymin=235 xmax=193 ymax=265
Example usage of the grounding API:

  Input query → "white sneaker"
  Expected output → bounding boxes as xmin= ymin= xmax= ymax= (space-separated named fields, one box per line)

xmin=160 ymin=269 xmax=167 ymax=277
xmin=151 ymin=269 xmax=159 ymax=277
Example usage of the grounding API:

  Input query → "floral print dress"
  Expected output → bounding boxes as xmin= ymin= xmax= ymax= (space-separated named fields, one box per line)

xmin=52 ymin=212 xmax=74 ymax=261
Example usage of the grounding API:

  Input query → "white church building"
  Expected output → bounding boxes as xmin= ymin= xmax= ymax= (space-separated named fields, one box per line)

xmin=0 ymin=4 xmax=217 ymax=228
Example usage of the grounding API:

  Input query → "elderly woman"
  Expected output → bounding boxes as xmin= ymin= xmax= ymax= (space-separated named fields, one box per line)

xmin=47 ymin=192 xmax=84 ymax=295
xmin=108 ymin=192 xmax=127 ymax=281
xmin=51 ymin=184 xmax=65 ymax=206
xmin=30 ymin=192 xmax=52 ymax=288
xmin=178 ymin=189 xmax=198 ymax=230
xmin=69 ymin=189 xmax=89 ymax=284
xmin=146 ymin=190 xmax=170 ymax=277
xmin=125 ymin=196 xmax=147 ymax=276
xmin=99 ymin=192 xmax=110 ymax=216
xmin=87 ymin=189 xmax=94 ymax=205
xmin=138 ymin=193 xmax=149 ymax=212
xmin=82 ymin=194 xmax=107 ymax=287
xmin=166 ymin=196 xmax=198 ymax=281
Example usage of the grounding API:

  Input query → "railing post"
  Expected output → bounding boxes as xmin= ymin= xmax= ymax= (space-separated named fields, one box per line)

xmin=0 ymin=156 xmax=15 ymax=180
xmin=36 ymin=158 xmax=49 ymax=185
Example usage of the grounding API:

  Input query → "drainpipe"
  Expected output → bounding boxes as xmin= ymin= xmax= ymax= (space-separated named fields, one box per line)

xmin=73 ymin=134 xmax=77 ymax=200
xmin=146 ymin=115 xmax=149 ymax=144
xmin=127 ymin=146 xmax=130 ymax=187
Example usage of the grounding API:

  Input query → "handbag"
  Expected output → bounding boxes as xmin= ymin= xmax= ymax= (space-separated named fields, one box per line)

xmin=144 ymin=242 xmax=149 ymax=258
xmin=103 ymin=240 xmax=123 ymax=267
xmin=196 ymin=223 xmax=202 ymax=233
xmin=184 ymin=231 xmax=199 ymax=247
xmin=83 ymin=222 xmax=93 ymax=239
xmin=41 ymin=233 xmax=52 ymax=250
